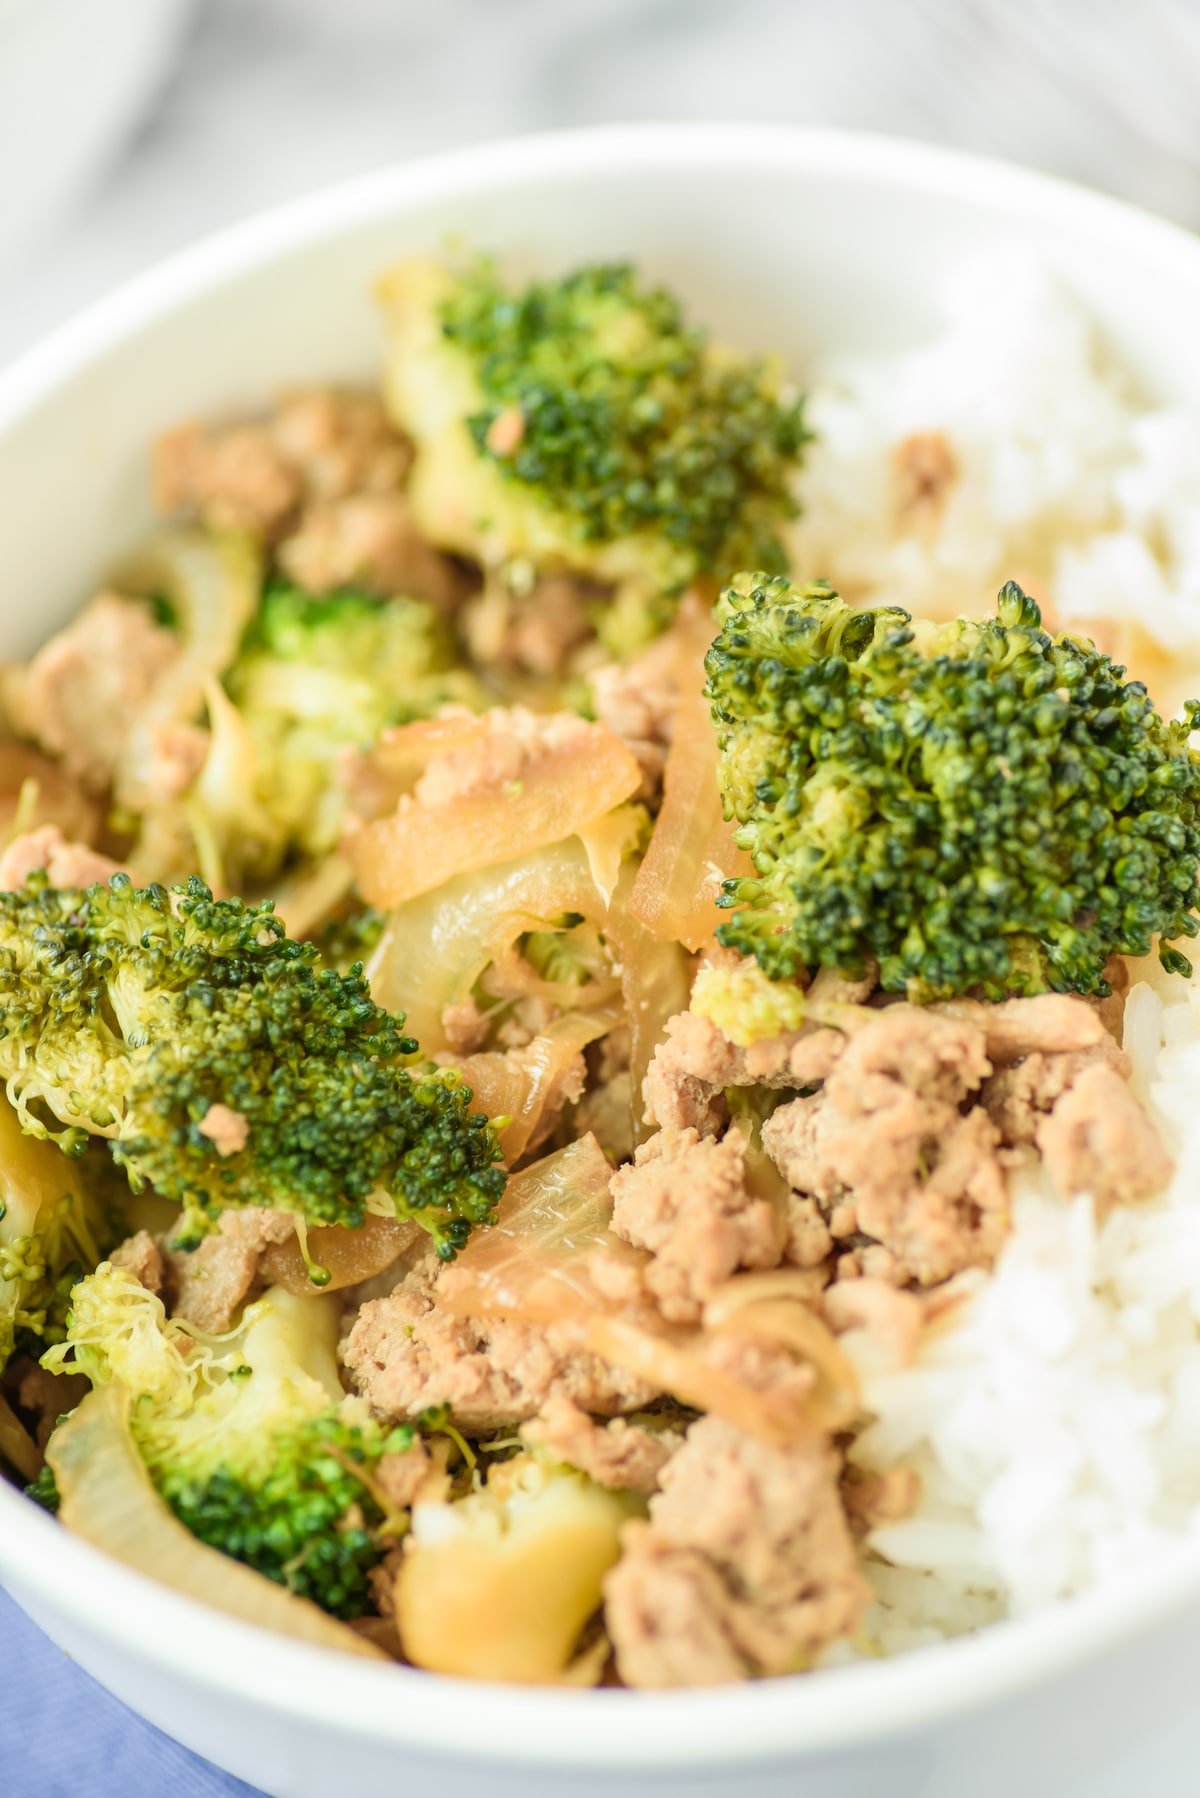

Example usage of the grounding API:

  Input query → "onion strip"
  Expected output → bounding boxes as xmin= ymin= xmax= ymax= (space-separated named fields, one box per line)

xmin=628 ymin=596 xmax=753 ymax=952
xmin=438 ymin=1134 xmax=644 ymax=1325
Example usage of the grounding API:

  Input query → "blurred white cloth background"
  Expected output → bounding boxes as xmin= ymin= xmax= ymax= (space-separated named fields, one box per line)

xmin=3 ymin=0 xmax=1200 ymax=358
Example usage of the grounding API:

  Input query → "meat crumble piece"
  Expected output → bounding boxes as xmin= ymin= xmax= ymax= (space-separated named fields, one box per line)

xmin=605 ymin=1416 xmax=866 ymax=1686
xmin=979 ymin=998 xmax=1172 ymax=1210
xmin=643 ymin=1007 xmax=843 ymax=1136
xmin=109 ymin=1229 xmax=166 ymax=1298
xmin=461 ymin=573 xmax=598 ymax=679
xmin=341 ymin=1267 xmax=655 ymax=1433
xmin=609 ymin=1125 xmax=783 ymax=1323
xmin=763 ymin=1006 xmax=1008 ymax=1286
xmin=1036 ymin=1060 xmax=1173 ymax=1210
xmin=522 ymin=1393 xmax=677 ymax=1494
xmin=3 ymin=593 xmax=178 ymax=794
xmin=590 ymin=632 xmax=679 ymax=801
xmin=0 ymin=826 xmax=123 ymax=893
xmin=160 ymin=1210 xmax=297 ymax=1334
xmin=278 ymin=491 xmax=462 ymax=608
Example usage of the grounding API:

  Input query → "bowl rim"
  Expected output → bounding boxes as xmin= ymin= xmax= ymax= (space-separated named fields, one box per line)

xmin=4 ymin=119 xmax=1200 ymax=1766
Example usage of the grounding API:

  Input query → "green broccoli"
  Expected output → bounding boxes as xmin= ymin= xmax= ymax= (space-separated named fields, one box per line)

xmin=45 ymin=1265 xmax=415 ymax=1618
xmin=706 ymin=576 xmax=1200 ymax=1000
xmin=0 ymin=872 xmax=505 ymax=1254
xmin=380 ymin=256 xmax=808 ymax=649
xmin=0 ymin=1094 xmax=116 ymax=1371
xmin=219 ymin=580 xmax=486 ymax=874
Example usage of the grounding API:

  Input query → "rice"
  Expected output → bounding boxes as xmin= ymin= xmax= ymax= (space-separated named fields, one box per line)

xmin=789 ymin=267 xmax=1200 ymax=1654
xmin=789 ymin=260 xmax=1200 ymax=710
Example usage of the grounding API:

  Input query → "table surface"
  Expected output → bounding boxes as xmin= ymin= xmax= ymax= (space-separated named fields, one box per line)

xmin=4 ymin=2 xmax=1200 ymax=1791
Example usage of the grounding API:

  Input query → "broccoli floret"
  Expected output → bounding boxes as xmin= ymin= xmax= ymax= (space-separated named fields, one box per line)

xmin=0 ymin=872 xmax=504 ymax=1254
xmin=24 ymin=1462 xmax=59 ymax=1512
xmin=0 ymin=1094 xmax=117 ymax=1371
xmin=313 ymin=897 xmax=387 ymax=972
xmin=45 ymin=1265 xmax=412 ymax=1617
xmin=706 ymin=576 xmax=1200 ymax=1000
xmin=212 ymin=580 xmax=486 ymax=878
xmin=381 ymin=256 xmax=808 ymax=647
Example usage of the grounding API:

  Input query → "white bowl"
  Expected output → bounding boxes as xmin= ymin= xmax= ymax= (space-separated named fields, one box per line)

xmin=3 ymin=124 xmax=1200 ymax=1798
xmin=0 ymin=0 xmax=195 ymax=267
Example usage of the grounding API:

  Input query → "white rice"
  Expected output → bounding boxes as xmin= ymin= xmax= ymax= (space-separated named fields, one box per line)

xmin=789 ymin=268 xmax=1200 ymax=1653
xmin=789 ymin=260 xmax=1200 ymax=702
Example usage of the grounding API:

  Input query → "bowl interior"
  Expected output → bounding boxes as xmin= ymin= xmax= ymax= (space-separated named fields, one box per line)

xmin=4 ymin=124 xmax=1200 ymax=1775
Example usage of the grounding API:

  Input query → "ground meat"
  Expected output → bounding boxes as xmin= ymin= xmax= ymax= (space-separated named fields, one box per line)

xmin=341 ymin=1273 xmax=655 ymax=1433
xmin=110 ymin=1229 xmax=166 ymax=1297
xmin=154 ymin=420 xmax=303 ymax=537
xmin=440 ymin=997 xmax=491 ymax=1055
xmin=413 ymin=707 xmax=593 ymax=810
xmin=197 ymin=1103 xmax=250 ymax=1158
xmin=374 ymin=1439 xmax=436 ymax=1511
xmin=604 ymin=1416 xmax=866 ymax=1686
xmin=643 ymin=1008 xmax=843 ymax=1136
xmin=0 ymin=826 xmax=122 ymax=892
xmin=590 ymin=633 xmax=679 ymax=801
xmin=4 ymin=593 xmax=178 ymax=793
xmin=783 ymin=1194 xmax=834 ymax=1269
xmin=522 ymin=1394 xmax=677 ymax=1494
xmin=160 ymin=1210 xmax=297 ymax=1334
xmin=822 ymin=1277 xmax=924 ymax=1366
xmin=981 ymin=1036 xmax=1128 ymax=1145
xmin=269 ymin=389 xmax=412 ymax=501
xmin=841 ymin=1465 xmax=922 ymax=1534
xmin=14 ymin=1362 xmax=89 ymax=1450
xmin=609 ymin=1126 xmax=783 ymax=1323
xmin=763 ymin=1006 xmax=1008 ymax=1286
xmin=461 ymin=574 xmax=597 ymax=678
xmin=892 ymin=430 xmax=958 ymax=528
xmin=153 ymin=387 xmax=411 ymax=541
xmin=278 ymin=492 xmax=461 ymax=606
xmin=1036 ymin=1060 xmax=1173 ymax=1210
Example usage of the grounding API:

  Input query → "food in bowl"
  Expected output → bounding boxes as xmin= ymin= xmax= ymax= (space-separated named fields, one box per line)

xmin=1 ymin=244 xmax=1198 ymax=1691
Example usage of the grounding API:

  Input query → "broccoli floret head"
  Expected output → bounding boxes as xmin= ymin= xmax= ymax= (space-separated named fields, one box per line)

xmin=0 ymin=872 xmax=505 ymax=1253
xmin=381 ymin=256 xmax=808 ymax=641
xmin=46 ymin=1265 xmax=413 ymax=1617
xmin=0 ymin=1093 xmax=117 ymax=1371
xmin=215 ymin=579 xmax=485 ymax=875
xmin=706 ymin=575 xmax=1200 ymax=999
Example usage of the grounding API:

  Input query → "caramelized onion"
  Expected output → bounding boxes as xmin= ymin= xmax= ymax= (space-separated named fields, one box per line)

xmin=367 ymin=837 xmax=624 ymax=1054
xmin=48 ymin=1387 xmax=388 ymax=1658
xmin=605 ymin=863 xmax=692 ymax=1143
xmin=258 ymin=1212 xmax=423 ymax=1296
xmin=438 ymin=1134 xmax=644 ymax=1325
xmin=586 ymin=1276 xmax=860 ymax=1448
xmin=454 ymin=1008 xmax=619 ymax=1163
xmin=628 ymin=597 xmax=753 ymax=952
xmin=346 ymin=716 xmax=641 ymax=908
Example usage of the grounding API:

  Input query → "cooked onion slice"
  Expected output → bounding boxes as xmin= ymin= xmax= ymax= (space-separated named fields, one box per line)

xmin=346 ymin=716 xmax=641 ymax=908
xmin=367 ymin=835 xmax=630 ymax=1054
xmin=587 ymin=1276 xmax=859 ymax=1447
xmin=48 ymin=1387 xmax=388 ymax=1658
xmin=438 ymin=1134 xmax=644 ymax=1325
xmin=111 ymin=528 xmax=260 ymax=812
xmin=454 ymin=1008 xmax=619 ymax=1164
xmin=258 ymin=1212 xmax=423 ymax=1295
xmin=604 ymin=863 xmax=692 ymax=1142
xmin=628 ymin=597 xmax=753 ymax=952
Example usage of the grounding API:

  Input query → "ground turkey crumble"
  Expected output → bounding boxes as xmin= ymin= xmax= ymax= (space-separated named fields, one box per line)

xmin=604 ymin=1415 xmax=867 ymax=1686
xmin=340 ymin=1253 xmax=656 ymax=1433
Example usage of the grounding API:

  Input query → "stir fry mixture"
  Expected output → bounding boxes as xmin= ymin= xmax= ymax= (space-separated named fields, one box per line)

xmin=1 ymin=253 xmax=1197 ymax=1688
